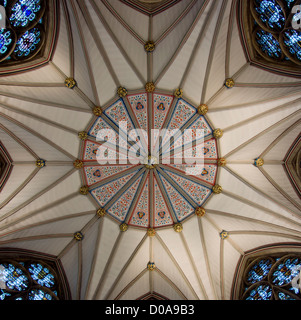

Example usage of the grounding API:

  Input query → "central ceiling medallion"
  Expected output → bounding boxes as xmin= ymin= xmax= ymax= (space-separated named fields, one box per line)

xmin=144 ymin=155 xmax=158 ymax=169
xmin=80 ymin=88 xmax=220 ymax=230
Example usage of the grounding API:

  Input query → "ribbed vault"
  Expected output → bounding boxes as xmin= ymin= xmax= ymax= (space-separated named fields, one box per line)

xmin=0 ymin=0 xmax=300 ymax=300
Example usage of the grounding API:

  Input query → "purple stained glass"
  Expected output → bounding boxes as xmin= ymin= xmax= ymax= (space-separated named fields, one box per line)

xmin=14 ymin=27 xmax=41 ymax=57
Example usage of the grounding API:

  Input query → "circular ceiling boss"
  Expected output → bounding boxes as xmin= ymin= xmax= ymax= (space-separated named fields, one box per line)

xmin=79 ymin=88 xmax=222 ymax=230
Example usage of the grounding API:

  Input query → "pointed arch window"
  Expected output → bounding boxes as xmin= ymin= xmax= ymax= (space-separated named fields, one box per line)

xmin=0 ymin=249 xmax=71 ymax=300
xmin=236 ymin=253 xmax=301 ymax=300
xmin=0 ymin=0 xmax=58 ymax=74
xmin=0 ymin=0 xmax=46 ymax=63
xmin=239 ymin=0 xmax=301 ymax=76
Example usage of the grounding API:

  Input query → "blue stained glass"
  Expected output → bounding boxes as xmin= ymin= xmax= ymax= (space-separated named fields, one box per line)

xmin=246 ymin=284 xmax=273 ymax=300
xmin=0 ymin=0 xmax=7 ymax=7
xmin=0 ymin=260 xmax=61 ymax=300
xmin=278 ymin=291 xmax=296 ymax=300
xmin=10 ymin=0 xmax=42 ymax=28
xmin=272 ymin=257 xmax=301 ymax=286
xmin=0 ymin=30 xmax=12 ymax=55
xmin=28 ymin=289 xmax=54 ymax=300
xmin=247 ymin=259 xmax=273 ymax=283
xmin=283 ymin=29 xmax=301 ymax=61
xmin=256 ymin=30 xmax=282 ymax=58
xmin=0 ymin=289 xmax=11 ymax=300
xmin=28 ymin=263 xmax=55 ymax=288
xmin=14 ymin=27 xmax=41 ymax=57
xmin=0 ymin=263 xmax=29 ymax=291
xmin=285 ymin=0 xmax=296 ymax=9
xmin=255 ymin=0 xmax=285 ymax=29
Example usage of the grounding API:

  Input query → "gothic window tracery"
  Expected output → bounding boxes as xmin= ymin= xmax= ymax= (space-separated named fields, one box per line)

xmin=0 ymin=0 xmax=47 ymax=63
xmin=251 ymin=0 xmax=301 ymax=65
xmin=240 ymin=254 xmax=301 ymax=300
xmin=0 ymin=251 xmax=71 ymax=300
xmin=239 ymin=0 xmax=301 ymax=76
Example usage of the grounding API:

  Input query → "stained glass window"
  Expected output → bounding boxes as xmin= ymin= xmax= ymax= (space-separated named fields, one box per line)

xmin=248 ymin=0 xmax=301 ymax=67
xmin=0 ymin=0 xmax=46 ymax=64
xmin=9 ymin=0 xmax=44 ymax=29
xmin=0 ymin=29 xmax=13 ymax=54
xmin=285 ymin=0 xmax=296 ymax=9
xmin=245 ymin=283 xmax=273 ymax=300
xmin=241 ymin=254 xmax=301 ymax=300
xmin=246 ymin=258 xmax=273 ymax=283
xmin=282 ymin=29 xmax=301 ymax=61
xmin=255 ymin=30 xmax=282 ymax=59
xmin=0 ymin=27 xmax=16 ymax=62
xmin=13 ymin=26 xmax=42 ymax=58
xmin=0 ymin=259 xmax=62 ymax=300
xmin=28 ymin=263 xmax=55 ymax=288
xmin=254 ymin=0 xmax=285 ymax=30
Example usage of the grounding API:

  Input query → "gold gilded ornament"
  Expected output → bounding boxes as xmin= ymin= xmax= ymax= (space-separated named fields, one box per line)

xmin=117 ymin=86 xmax=128 ymax=98
xmin=78 ymin=131 xmax=88 ymax=141
xmin=195 ymin=207 xmax=206 ymax=217
xmin=225 ymin=78 xmax=235 ymax=89
xmin=213 ymin=129 xmax=224 ymax=139
xmin=65 ymin=77 xmax=77 ymax=89
xmin=145 ymin=82 xmax=156 ymax=93
xmin=79 ymin=186 xmax=89 ymax=195
xmin=120 ymin=223 xmax=128 ymax=232
xmin=173 ymin=223 xmax=183 ymax=233
xmin=174 ymin=88 xmax=183 ymax=98
xmin=144 ymin=41 xmax=155 ymax=52
xmin=36 ymin=159 xmax=46 ymax=168
xmin=147 ymin=228 xmax=156 ymax=237
xmin=254 ymin=158 xmax=264 ymax=167
xmin=73 ymin=159 xmax=84 ymax=169
xmin=198 ymin=104 xmax=209 ymax=116
xmin=147 ymin=262 xmax=156 ymax=271
xmin=144 ymin=155 xmax=158 ymax=169
xmin=213 ymin=184 xmax=222 ymax=194
xmin=93 ymin=106 xmax=103 ymax=117
xmin=97 ymin=208 xmax=106 ymax=218
xmin=74 ymin=231 xmax=84 ymax=241
xmin=218 ymin=158 xmax=227 ymax=167
xmin=220 ymin=230 xmax=229 ymax=240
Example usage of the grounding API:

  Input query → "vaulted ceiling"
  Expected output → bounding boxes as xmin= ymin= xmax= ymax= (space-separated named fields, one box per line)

xmin=0 ymin=0 xmax=300 ymax=300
